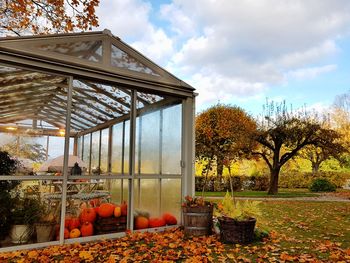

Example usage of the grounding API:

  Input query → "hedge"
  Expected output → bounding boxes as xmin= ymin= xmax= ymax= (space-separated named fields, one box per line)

xmin=195 ymin=171 xmax=350 ymax=192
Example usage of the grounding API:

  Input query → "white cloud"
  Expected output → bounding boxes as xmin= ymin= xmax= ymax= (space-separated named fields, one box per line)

xmin=287 ymin=64 xmax=337 ymax=80
xmin=160 ymin=0 xmax=350 ymax=107
xmin=96 ymin=0 xmax=174 ymax=64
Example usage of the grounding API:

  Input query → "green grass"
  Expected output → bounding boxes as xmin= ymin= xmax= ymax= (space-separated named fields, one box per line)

xmin=196 ymin=188 xmax=319 ymax=198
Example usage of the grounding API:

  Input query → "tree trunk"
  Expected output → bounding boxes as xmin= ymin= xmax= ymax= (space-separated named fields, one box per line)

xmin=311 ymin=162 xmax=320 ymax=174
xmin=216 ymin=156 xmax=224 ymax=179
xmin=268 ymin=168 xmax=280 ymax=195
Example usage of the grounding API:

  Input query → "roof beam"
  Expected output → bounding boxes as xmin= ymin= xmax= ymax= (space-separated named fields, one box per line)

xmin=52 ymin=96 xmax=108 ymax=122
xmin=79 ymin=80 xmax=131 ymax=109
xmin=72 ymin=88 xmax=124 ymax=115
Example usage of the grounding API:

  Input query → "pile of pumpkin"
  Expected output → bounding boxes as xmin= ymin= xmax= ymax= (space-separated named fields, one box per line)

xmin=134 ymin=211 xmax=177 ymax=230
xmin=56 ymin=202 xmax=127 ymax=239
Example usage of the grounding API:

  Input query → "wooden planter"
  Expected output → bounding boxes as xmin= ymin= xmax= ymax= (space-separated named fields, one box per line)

xmin=218 ymin=217 xmax=256 ymax=244
xmin=182 ymin=205 xmax=213 ymax=237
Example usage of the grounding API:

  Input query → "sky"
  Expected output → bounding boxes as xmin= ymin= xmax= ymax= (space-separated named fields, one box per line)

xmin=94 ymin=0 xmax=350 ymax=116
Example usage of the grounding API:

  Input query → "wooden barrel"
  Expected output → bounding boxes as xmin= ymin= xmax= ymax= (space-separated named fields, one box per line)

xmin=182 ymin=205 xmax=213 ymax=237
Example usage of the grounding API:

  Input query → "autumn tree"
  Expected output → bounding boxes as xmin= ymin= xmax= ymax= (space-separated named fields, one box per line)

xmin=0 ymin=140 xmax=47 ymax=162
xmin=298 ymin=118 xmax=347 ymax=173
xmin=0 ymin=0 xmax=99 ymax=36
xmin=253 ymin=101 xmax=343 ymax=194
xmin=195 ymin=104 xmax=257 ymax=185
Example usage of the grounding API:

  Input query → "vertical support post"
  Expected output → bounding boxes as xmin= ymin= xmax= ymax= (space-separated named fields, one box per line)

xmin=59 ymin=76 xmax=73 ymax=245
xmin=46 ymin=136 xmax=50 ymax=160
xmin=181 ymin=96 xmax=195 ymax=198
xmin=127 ymin=90 xmax=137 ymax=230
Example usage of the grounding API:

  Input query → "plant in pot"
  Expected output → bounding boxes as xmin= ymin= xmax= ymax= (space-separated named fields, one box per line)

xmin=35 ymin=200 xmax=57 ymax=243
xmin=182 ymin=196 xmax=213 ymax=237
xmin=10 ymin=195 xmax=42 ymax=244
xmin=215 ymin=192 xmax=262 ymax=244
xmin=0 ymin=151 xmax=20 ymax=241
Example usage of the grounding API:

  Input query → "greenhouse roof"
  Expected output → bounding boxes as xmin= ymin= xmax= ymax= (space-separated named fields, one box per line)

xmin=0 ymin=30 xmax=193 ymax=135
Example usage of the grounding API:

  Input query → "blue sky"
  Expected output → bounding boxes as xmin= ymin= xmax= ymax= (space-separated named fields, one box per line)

xmin=95 ymin=0 xmax=350 ymax=116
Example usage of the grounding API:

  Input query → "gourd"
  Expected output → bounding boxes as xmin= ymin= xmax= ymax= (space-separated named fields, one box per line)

xmin=134 ymin=216 xmax=149 ymax=229
xmin=98 ymin=203 xmax=115 ymax=218
xmin=80 ymin=208 xmax=97 ymax=223
xmin=121 ymin=201 xmax=127 ymax=216
xmin=80 ymin=222 xmax=94 ymax=237
xmin=114 ymin=206 xmax=121 ymax=218
xmin=162 ymin=213 xmax=177 ymax=225
xmin=148 ymin=217 xmax=166 ymax=228
xmin=69 ymin=217 xmax=81 ymax=230
xmin=69 ymin=228 xmax=81 ymax=238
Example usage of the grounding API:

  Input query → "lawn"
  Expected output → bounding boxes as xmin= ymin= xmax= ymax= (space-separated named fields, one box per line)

xmin=196 ymin=188 xmax=319 ymax=198
xmin=1 ymin=201 xmax=349 ymax=262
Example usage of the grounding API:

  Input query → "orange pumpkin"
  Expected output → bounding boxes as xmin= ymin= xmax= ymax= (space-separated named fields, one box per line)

xmin=69 ymin=217 xmax=81 ymax=230
xmin=135 ymin=216 xmax=149 ymax=229
xmin=98 ymin=203 xmax=115 ymax=218
xmin=148 ymin=217 xmax=166 ymax=228
xmin=80 ymin=222 xmax=94 ymax=237
xmin=64 ymin=228 xmax=70 ymax=239
xmin=69 ymin=228 xmax=81 ymax=238
xmin=64 ymin=217 xmax=71 ymax=228
xmin=121 ymin=201 xmax=127 ymax=216
xmin=163 ymin=213 xmax=177 ymax=225
xmin=114 ymin=206 xmax=121 ymax=218
xmin=94 ymin=206 xmax=100 ymax=214
xmin=80 ymin=208 xmax=96 ymax=223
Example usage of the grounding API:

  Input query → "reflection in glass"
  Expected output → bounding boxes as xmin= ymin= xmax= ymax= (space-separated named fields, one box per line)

xmin=139 ymin=179 xmax=160 ymax=217
xmin=162 ymin=104 xmax=182 ymax=174
xmin=91 ymin=131 xmax=100 ymax=173
xmin=111 ymin=123 xmax=123 ymax=173
xmin=38 ymin=41 xmax=103 ymax=62
xmin=161 ymin=179 xmax=181 ymax=222
xmin=100 ymin=128 xmax=109 ymax=173
xmin=83 ymin=134 xmax=91 ymax=172
xmin=140 ymin=112 xmax=160 ymax=174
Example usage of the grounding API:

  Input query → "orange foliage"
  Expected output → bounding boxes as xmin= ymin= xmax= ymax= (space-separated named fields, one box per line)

xmin=1 ymin=0 xmax=100 ymax=35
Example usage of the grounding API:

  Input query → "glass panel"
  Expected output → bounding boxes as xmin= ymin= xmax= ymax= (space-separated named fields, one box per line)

xmin=162 ymin=104 xmax=182 ymax=174
xmin=139 ymin=179 xmax=160 ymax=217
xmin=111 ymin=123 xmax=123 ymax=174
xmin=0 ymin=180 xmax=61 ymax=248
xmin=140 ymin=112 xmax=160 ymax=174
xmin=64 ymin=179 xmax=127 ymax=238
xmin=91 ymin=131 xmax=100 ymax=174
xmin=47 ymin=137 xmax=74 ymax=160
xmin=100 ymin=129 xmax=109 ymax=174
xmin=37 ymin=41 xmax=103 ymax=62
xmin=122 ymin=179 xmax=129 ymax=203
xmin=83 ymin=134 xmax=91 ymax=172
xmin=124 ymin=121 xmax=130 ymax=174
xmin=161 ymin=179 xmax=181 ymax=223
xmin=77 ymin=137 xmax=82 ymax=159
xmin=111 ymin=45 xmax=160 ymax=76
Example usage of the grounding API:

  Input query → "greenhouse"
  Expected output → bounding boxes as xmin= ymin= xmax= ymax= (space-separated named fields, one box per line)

xmin=0 ymin=29 xmax=195 ymax=251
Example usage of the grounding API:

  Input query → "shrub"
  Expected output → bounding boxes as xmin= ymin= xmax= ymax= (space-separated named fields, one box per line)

xmin=309 ymin=178 xmax=336 ymax=192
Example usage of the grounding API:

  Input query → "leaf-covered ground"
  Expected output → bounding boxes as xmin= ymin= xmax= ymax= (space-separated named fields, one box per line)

xmin=1 ymin=201 xmax=350 ymax=262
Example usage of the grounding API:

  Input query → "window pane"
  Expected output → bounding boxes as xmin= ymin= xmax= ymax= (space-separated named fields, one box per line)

xmin=162 ymin=104 xmax=182 ymax=174
xmin=77 ymin=137 xmax=82 ymax=159
xmin=65 ymin=179 xmax=127 ymax=238
xmin=91 ymin=131 xmax=100 ymax=173
xmin=0 ymin=180 xmax=61 ymax=248
xmin=111 ymin=123 xmax=123 ymax=173
xmin=140 ymin=112 xmax=160 ymax=174
xmin=139 ymin=179 xmax=160 ymax=217
xmin=124 ymin=121 xmax=130 ymax=174
xmin=161 ymin=179 xmax=181 ymax=222
xmin=100 ymin=129 xmax=109 ymax=173
xmin=83 ymin=134 xmax=91 ymax=171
